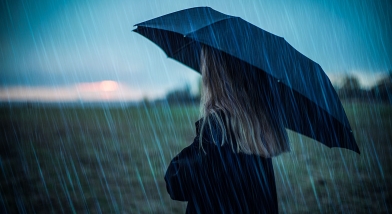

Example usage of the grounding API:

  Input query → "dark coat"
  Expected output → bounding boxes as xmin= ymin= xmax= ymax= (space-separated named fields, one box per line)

xmin=164 ymin=112 xmax=279 ymax=214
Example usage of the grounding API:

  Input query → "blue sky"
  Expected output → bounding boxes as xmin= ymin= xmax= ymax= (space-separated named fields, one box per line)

xmin=0 ymin=0 xmax=391 ymax=102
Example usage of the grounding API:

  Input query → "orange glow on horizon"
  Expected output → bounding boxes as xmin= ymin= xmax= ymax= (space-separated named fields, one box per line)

xmin=77 ymin=80 xmax=119 ymax=92
xmin=0 ymin=81 xmax=167 ymax=102
xmin=99 ymin=81 xmax=119 ymax=92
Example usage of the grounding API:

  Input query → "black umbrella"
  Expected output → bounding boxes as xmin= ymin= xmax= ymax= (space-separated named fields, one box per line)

xmin=133 ymin=7 xmax=360 ymax=154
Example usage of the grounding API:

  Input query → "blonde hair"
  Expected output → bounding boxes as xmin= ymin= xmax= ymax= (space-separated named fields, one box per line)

xmin=198 ymin=45 xmax=291 ymax=158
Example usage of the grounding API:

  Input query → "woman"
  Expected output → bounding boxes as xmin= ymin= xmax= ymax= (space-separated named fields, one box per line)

xmin=164 ymin=45 xmax=291 ymax=214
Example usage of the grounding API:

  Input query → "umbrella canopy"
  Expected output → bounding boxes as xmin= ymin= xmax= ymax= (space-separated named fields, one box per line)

xmin=133 ymin=7 xmax=360 ymax=154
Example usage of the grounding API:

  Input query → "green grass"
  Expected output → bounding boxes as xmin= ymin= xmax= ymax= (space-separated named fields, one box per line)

xmin=0 ymin=102 xmax=391 ymax=213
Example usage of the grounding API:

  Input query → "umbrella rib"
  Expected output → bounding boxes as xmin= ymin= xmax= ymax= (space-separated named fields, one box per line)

xmin=171 ymin=17 xmax=239 ymax=56
xmin=171 ymin=40 xmax=196 ymax=56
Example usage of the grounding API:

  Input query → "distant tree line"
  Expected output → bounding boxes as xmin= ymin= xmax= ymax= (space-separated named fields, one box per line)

xmin=158 ymin=71 xmax=392 ymax=105
xmin=140 ymin=78 xmax=201 ymax=106
xmin=335 ymin=71 xmax=392 ymax=104
xmin=165 ymin=84 xmax=197 ymax=104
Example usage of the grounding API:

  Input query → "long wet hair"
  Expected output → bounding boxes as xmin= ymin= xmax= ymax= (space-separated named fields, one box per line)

xmin=198 ymin=45 xmax=291 ymax=158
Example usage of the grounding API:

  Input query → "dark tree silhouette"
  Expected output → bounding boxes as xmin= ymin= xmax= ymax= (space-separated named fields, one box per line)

xmin=338 ymin=75 xmax=362 ymax=99
xmin=166 ymin=83 xmax=196 ymax=104
xmin=371 ymin=70 xmax=392 ymax=103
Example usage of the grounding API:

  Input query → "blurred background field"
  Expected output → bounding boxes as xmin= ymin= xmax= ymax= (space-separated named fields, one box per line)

xmin=0 ymin=101 xmax=391 ymax=213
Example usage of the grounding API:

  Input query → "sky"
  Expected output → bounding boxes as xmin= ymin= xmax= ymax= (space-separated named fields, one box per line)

xmin=0 ymin=0 xmax=391 ymax=102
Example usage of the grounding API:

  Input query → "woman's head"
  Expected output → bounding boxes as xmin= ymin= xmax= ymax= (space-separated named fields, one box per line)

xmin=199 ymin=45 xmax=291 ymax=157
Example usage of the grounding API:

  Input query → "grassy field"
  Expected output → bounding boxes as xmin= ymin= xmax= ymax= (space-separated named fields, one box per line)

xmin=0 ymin=101 xmax=391 ymax=213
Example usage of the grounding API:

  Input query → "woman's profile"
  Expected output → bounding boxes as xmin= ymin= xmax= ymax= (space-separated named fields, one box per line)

xmin=164 ymin=45 xmax=291 ymax=214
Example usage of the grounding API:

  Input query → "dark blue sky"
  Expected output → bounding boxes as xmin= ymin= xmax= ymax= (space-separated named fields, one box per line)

xmin=0 ymin=0 xmax=391 ymax=101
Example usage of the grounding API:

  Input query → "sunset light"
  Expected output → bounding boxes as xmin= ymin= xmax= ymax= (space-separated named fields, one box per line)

xmin=99 ymin=81 xmax=119 ymax=92
xmin=0 ymin=81 xmax=168 ymax=102
xmin=77 ymin=81 xmax=119 ymax=93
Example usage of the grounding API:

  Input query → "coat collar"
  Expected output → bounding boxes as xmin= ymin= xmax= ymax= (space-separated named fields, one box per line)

xmin=195 ymin=118 xmax=203 ymax=135
xmin=194 ymin=109 xmax=227 ymax=136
